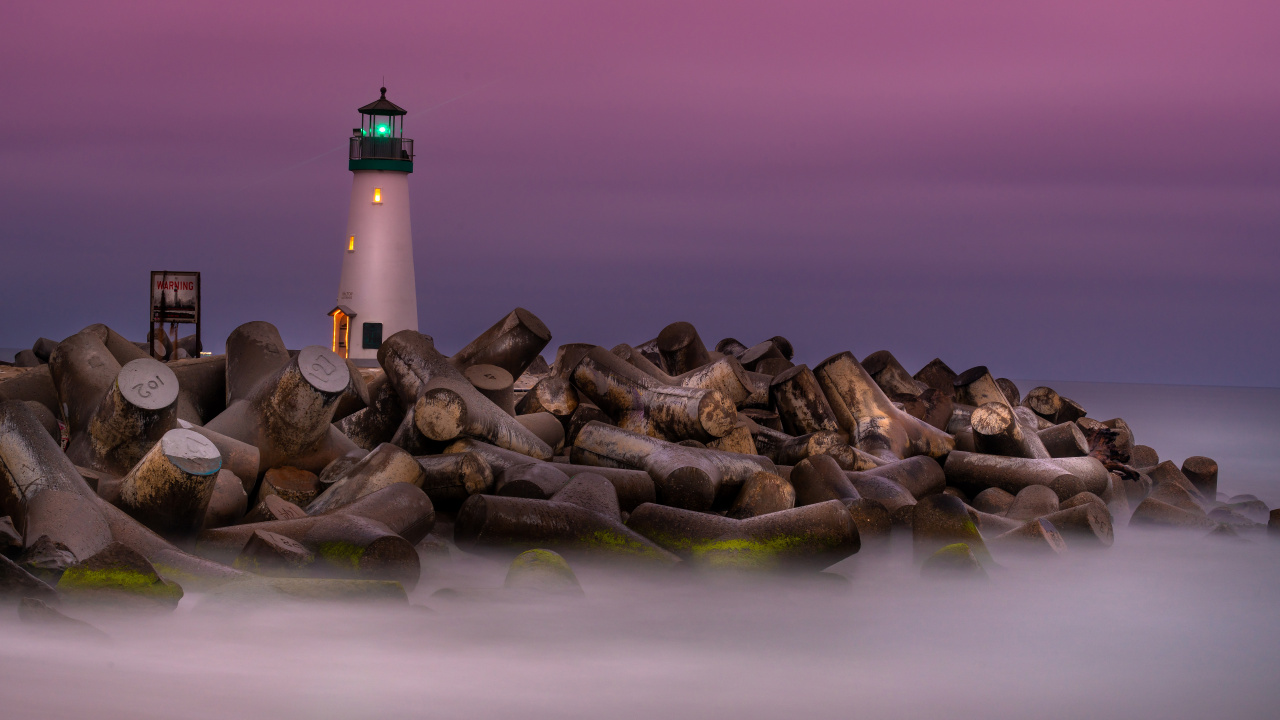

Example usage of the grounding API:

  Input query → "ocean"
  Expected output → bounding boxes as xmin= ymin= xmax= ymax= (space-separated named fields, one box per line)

xmin=1 ymin=380 xmax=1277 ymax=719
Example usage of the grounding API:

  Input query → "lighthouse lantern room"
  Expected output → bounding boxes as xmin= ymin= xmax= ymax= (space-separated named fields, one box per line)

xmin=331 ymin=87 xmax=419 ymax=364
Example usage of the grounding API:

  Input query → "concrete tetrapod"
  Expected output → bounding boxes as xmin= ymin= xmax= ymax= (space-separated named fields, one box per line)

xmin=995 ymin=378 xmax=1022 ymax=407
xmin=1039 ymin=504 xmax=1114 ymax=547
xmin=82 ymin=358 xmax=181 ymax=476
xmin=0 ymin=364 xmax=59 ymax=419
xmin=257 ymin=466 xmax=321 ymax=507
xmin=1037 ymin=422 xmax=1090 ymax=458
xmin=858 ymin=456 xmax=946 ymax=500
xmin=514 ymin=376 xmax=579 ymax=419
xmin=656 ymin=321 xmax=713 ymax=375
xmin=749 ymin=425 xmax=880 ymax=472
xmin=50 ymin=332 xmax=179 ymax=475
xmin=0 ymin=400 xmax=114 ymax=563
xmin=205 ymin=345 xmax=359 ymax=474
xmin=168 ymin=354 xmax=228 ymax=424
xmin=861 ymin=350 xmax=929 ymax=398
xmin=768 ymin=365 xmax=843 ymax=436
xmin=913 ymin=358 xmax=958 ymax=399
xmin=448 ymin=307 xmax=552 ymax=380
xmin=116 ymin=428 xmax=223 ymax=540
xmin=198 ymin=485 xmax=433 ymax=591
xmin=972 ymin=487 xmax=1016 ymax=515
xmin=335 ymin=375 xmax=406 ymax=451
xmin=176 ymin=419 xmax=261 ymax=492
xmin=56 ymin=541 xmax=184 ymax=609
xmin=377 ymin=331 xmax=552 ymax=459
xmin=515 ymin=412 xmax=566 ymax=454
xmin=299 ymin=515 xmax=421 ymax=589
xmin=0 ymin=401 xmax=408 ymax=600
xmin=494 ymin=462 xmax=573 ymax=499
xmin=571 ymin=421 xmax=774 ymax=511
xmin=413 ymin=452 xmax=494 ymax=507
xmin=1004 ymin=485 xmax=1060 ymax=522
xmin=1129 ymin=497 xmax=1216 ymax=530
xmin=550 ymin=474 xmax=623 ymax=522
xmin=813 ymin=352 xmax=954 ymax=461
xmin=569 ymin=345 xmax=737 ymax=442
xmin=626 ymin=500 xmax=859 ymax=571
xmin=0 ymin=399 xmax=303 ymax=593
xmin=952 ymin=366 xmax=1011 ymax=408
xmin=1181 ymin=456 xmax=1218 ymax=500
xmin=942 ymin=451 xmax=1111 ymax=497
xmin=202 ymin=469 xmax=248 ymax=529
xmin=920 ymin=543 xmax=987 ymax=579
xmin=454 ymin=490 xmax=678 ymax=564
xmin=234 ymin=530 xmax=315 ymax=576
xmin=612 ymin=344 xmax=758 ymax=407
xmin=895 ymin=388 xmax=955 ymax=433
xmin=223 ymin=321 xmax=292 ymax=405
xmin=912 ymin=494 xmax=990 ymax=564
xmin=789 ymin=455 xmax=860 ymax=506
xmin=1022 ymin=386 xmax=1064 ymax=422
xmin=970 ymin=402 xmax=1051 ymax=459
xmin=726 ymin=471 xmax=796 ymax=519
xmin=989 ymin=518 xmax=1068 ymax=556
xmin=305 ymin=442 xmax=427 ymax=515
xmin=464 ymin=364 xmax=516 ymax=416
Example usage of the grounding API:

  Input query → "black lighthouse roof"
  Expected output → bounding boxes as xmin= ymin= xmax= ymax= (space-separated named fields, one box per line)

xmin=358 ymin=87 xmax=407 ymax=116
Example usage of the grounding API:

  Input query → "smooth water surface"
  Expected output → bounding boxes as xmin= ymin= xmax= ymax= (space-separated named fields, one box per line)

xmin=1 ymin=382 xmax=1277 ymax=719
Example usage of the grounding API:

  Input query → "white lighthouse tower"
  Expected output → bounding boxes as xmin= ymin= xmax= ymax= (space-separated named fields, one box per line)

xmin=329 ymin=87 xmax=418 ymax=365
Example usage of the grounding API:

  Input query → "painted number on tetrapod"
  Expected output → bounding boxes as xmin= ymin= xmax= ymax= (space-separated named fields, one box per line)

xmin=311 ymin=354 xmax=337 ymax=376
xmin=173 ymin=435 xmax=214 ymax=457
xmin=132 ymin=375 xmax=165 ymax=398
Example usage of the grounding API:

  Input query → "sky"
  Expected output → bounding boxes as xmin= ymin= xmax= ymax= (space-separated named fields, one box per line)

xmin=1 ymin=1 xmax=1277 ymax=386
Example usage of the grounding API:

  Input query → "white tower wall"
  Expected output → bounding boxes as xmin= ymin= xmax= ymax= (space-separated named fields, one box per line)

xmin=336 ymin=169 xmax=418 ymax=362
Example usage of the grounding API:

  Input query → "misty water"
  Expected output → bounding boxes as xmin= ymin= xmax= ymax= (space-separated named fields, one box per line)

xmin=3 ymin=381 xmax=1278 ymax=719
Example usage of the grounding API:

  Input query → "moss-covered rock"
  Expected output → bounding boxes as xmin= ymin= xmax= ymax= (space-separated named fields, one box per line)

xmin=504 ymin=549 xmax=583 ymax=596
xmin=56 ymin=542 xmax=183 ymax=609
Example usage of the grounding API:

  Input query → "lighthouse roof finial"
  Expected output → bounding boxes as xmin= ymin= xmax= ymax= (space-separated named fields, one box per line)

xmin=359 ymin=86 xmax=407 ymax=116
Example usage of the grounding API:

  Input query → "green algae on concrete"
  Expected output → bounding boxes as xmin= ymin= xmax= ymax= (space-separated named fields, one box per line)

xmin=504 ymin=549 xmax=584 ymax=596
xmin=57 ymin=542 xmax=184 ymax=608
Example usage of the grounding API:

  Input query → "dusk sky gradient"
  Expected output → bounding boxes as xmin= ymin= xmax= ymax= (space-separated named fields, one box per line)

xmin=2 ymin=1 xmax=1277 ymax=385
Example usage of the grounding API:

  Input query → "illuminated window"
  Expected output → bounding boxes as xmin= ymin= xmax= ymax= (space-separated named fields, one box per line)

xmin=373 ymin=188 xmax=382 ymax=204
xmin=347 ymin=236 xmax=355 ymax=252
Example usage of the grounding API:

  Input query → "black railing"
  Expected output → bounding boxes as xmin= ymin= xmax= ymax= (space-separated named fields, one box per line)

xmin=349 ymin=136 xmax=414 ymax=161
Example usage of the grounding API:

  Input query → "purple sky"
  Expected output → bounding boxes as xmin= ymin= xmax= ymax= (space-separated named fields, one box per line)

xmin=2 ymin=1 xmax=1277 ymax=385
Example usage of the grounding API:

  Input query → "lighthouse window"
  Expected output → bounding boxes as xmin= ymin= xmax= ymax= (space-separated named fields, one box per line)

xmin=373 ymin=188 xmax=382 ymax=204
xmin=347 ymin=236 xmax=355 ymax=252
xmin=362 ymin=322 xmax=383 ymax=350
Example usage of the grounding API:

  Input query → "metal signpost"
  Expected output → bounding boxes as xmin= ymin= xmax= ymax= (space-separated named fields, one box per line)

xmin=149 ymin=270 xmax=201 ymax=360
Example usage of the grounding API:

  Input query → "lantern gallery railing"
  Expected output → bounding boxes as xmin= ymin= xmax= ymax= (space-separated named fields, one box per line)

xmin=349 ymin=136 xmax=414 ymax=162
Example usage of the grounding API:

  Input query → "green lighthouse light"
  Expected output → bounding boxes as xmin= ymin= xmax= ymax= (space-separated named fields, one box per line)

xmin=351 ymin=86 xmax=412 ymax=172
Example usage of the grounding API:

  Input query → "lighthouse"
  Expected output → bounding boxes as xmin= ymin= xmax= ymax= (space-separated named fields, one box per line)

xmin=329 ymin=87 xmax=418 ymax=365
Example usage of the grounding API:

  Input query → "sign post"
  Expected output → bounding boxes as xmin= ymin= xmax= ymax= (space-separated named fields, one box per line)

xmin=149 ymin=271 xmax=201 ymax=360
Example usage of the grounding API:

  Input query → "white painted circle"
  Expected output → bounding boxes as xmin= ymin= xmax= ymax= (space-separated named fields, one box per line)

xmin=160 ymin=428 xmax=222 ymax=476
xmin=118 ymin=359 xmax=180 ymax=410
xmin=297 ymin=345 xmax=350 ymax=393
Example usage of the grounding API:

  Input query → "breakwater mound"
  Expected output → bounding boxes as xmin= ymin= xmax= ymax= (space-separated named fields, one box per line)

xmin=1 ymin=310 xmax=1274 ymax=614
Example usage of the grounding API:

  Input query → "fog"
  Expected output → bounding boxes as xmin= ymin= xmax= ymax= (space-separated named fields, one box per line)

xmin=2 ymin=381 xmax=1278 ymax=719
